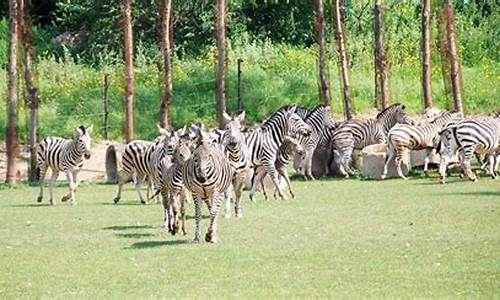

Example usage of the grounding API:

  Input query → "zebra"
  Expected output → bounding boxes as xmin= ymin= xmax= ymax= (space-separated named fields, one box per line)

xmin=157 ymin=136 xmax=192 ymax=236
xmin=245 ymin=105 xmax=312 ymax=201
xmin=295 ymin=105 xmax=335 ymax=180
xmin=183 ymin=129 xmax=234 ymax=243
xmin=330 ymin=103 xmax=413 ymax=177
xmin=251 ymin=135 xmax=305 ymax=201
xmin=221 ymin=111 xmax=250 ymax=219
xmin=438 ymin=116 xmax=500 ymax=183
xmin=382 ymin=111 xmax=461 ymax=180
xmin=113 ymin=127 xmax=180 ymax=204
xmin=36 ymin=125 xmax=93 ymax=206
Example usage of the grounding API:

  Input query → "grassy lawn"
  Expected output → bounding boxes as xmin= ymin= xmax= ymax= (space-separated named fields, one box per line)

xmin=0 ymin=175 xmax=499 ymax=298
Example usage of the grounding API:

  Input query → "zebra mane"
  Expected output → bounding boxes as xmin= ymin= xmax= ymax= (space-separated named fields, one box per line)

xmin=376 ymin=103 xmax=404 ymax=119
xmin=305 ymin=104 xmax=327 ymax=120
xmin=260 ymin=106 xmax=293 ymax=130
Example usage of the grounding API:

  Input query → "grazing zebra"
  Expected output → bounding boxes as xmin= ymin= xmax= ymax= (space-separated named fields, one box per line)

xmin=246 ymin=105 xmax=312 ymax=201
xmin=438 ymin=117 xmax=500 ymax=182
xmin=382 ymin=111 xmax=461 ymax=180
xmin=296 ymin=105 xmax=335 ymax=180
xmin=221 ymin=111 xmax=250 ymax=219
xmin=36 ymin=125 xmax=93 ymax=205
xmin=157 ymin=137 xmax=192 ymax=236
xmin=251 ymin=135 xmax=305 ymax=201
xmin=183 ymin=130 xmax=234 ymax=243
xmin=331 ymin=103 xmax=413 ymax=177
xmin=113 ymin=127 xmax=180 ymax=204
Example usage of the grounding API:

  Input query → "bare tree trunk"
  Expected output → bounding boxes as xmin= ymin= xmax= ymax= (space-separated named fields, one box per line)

xmin=436 ymin=1 xmax=452 ymax=104
xmin=374 ymin=0 xmax=390 ymax=109
xmin=313 ymin=0 xmax=332 ymax=106
xmin=123 ymin=0 xmax=135 ymax=142
xmin=332 ymin=0 xmax=352 ymax=120
xmin=444 ymin=0 xmax=463 ymax=113
xmin=159 ymin=0 xmax=173 ymax=129
xmin=422 ymin=0 xmax=433 ymax=109
xmin=6 ymin=0 xmax=19 ymax=184
xmin=215 ymin=0 xmax=227 ymax=129
xmin=21 ymin=0 xmax=39 ymax=182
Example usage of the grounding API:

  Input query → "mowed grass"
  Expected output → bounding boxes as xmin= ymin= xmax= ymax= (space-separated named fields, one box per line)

xmin=0 ymin=175 xmax=499 ymax=298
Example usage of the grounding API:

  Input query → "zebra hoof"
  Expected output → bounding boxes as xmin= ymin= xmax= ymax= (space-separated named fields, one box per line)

xmin=380 ymin=175 xmax=386 ymax=180
xmin=61 ymin=195 xmax=70 ymax=202
xmin=140 ymin=200 xmax=147 ymax=205
xmin=192 ymin=237 xmax=200 ymax=244
xmin=113 ymin=197 xmax=120 ymax=204
xmin=205 ymin=232 xmax=217 ymax=243
xmin=49 ymin=200 xmax=56 ymax=206
xmin=36 ymin=196 xmax=43 ymax=203
xmin=224 ymin=213 xmax=231 ymax=219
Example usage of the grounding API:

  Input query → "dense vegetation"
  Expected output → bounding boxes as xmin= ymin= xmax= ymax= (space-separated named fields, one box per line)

xmin=0 ymin=0 xmax=498 ymax=141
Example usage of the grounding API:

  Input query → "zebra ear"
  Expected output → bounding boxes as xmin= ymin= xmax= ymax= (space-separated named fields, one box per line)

xmin=236 ymin=110 xmax=245 ymax=123
xmin=401 ymin=104 xmax=406 ymax=110
xmin=222 ymin=112 xmax=232 ymax=125
xmin=74 ymin=127 xmax=83 ymax=138
xmin=288 ymin=105 xmax=297 ymax=114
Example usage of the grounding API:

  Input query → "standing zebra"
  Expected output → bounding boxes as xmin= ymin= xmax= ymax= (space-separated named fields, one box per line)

xmin=221 ymin=111 xmax=250 ymax=219
xmin=183 ymin=129 xmax=234 ymax=243
xmin=439 ymin=117 xmax=500 ymax=182
xmin=251 ymin=135 xmax=305 ymax=200
xmin=330 ymin=103 xmax=413 ymax=177
xmin=296 ymin=105 xmax=335 ymax=180
xmin=382 ymin=111 xmax=461 ymax=180
xmin=36 ymin=125 xmax=93 ymax=205
xmin=245 ymin=105 xmax=312 ymax=201
xmin=113 ymin=127 xmax=180 ymax=204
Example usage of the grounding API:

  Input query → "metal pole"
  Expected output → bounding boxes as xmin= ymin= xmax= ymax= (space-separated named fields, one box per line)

xmin=103 ymin=74 xmax=110 ymax=140
xmin=237 ymin=58 xmax=243 ymax=110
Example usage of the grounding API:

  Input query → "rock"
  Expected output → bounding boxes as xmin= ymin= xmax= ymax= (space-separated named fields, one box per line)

xmin=362 ymin=144 xmax=410 ymax=179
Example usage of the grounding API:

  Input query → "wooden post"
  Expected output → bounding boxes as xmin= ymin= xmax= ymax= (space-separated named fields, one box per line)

xmin=374 ymin=0 xmax=390 ymax=109
xmin=314 ymin=0 xmax=332 ymax=106
xmin=103 ymin=74 xmax=110 ymax=140
xmin=159 ymin=0 xmax=173 ymax=129
xmin=215 ymin=0 xmax=227 ymax=129
xmin=422 ymin=0 xmax=433 ymax=109
xmin=332 ymin=0 xmax=352 ymax=120
xmin=6 ymin=0 xmax=19 ymax=184
xmin=436 ymin=1 xmax=452 ymax=104
xmin=237 ymin=58 xmax=243 ymax=110
xmin=444 ymin=0 xmax=463 ymax=113
xmin=123 ymin=0 xmax=135 ymax=142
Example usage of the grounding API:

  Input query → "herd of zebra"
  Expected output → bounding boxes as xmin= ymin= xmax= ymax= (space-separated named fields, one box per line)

xmin=34 ymin=104 xmax=500 ymax=243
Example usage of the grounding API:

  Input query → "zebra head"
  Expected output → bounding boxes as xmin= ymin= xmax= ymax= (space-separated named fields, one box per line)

xmin=285 ymin=106 xmax=312 ymax=137
xmin=172 ymin=137 xmax=192 ymax=164
xmin=222 ymin=111 xmax=245 ymax=148
xmin=284 ymin=136 xmax=305 ymax=156
xmin=376 ymin=103 xmax=413 ymax=133
xmin=158 ymin=125 xmax=180 ymax=156
xmin=192 ymin=130 xmax=216 ymax=183
xmin=74 ymin=125 xmax=92 ymax=159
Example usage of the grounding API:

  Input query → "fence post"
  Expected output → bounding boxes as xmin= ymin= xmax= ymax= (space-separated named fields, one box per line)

xmin=237 ymin=58 xmax=243 ymax=110
xmin=103 ymin=74 xmax=110 ymax=140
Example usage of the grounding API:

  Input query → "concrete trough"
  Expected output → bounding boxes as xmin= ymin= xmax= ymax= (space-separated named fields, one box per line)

xmin=362 ymin=144 xmax=410 ymax=179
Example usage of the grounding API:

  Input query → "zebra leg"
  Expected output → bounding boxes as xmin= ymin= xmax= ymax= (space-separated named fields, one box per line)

xmin=62 ymin=170 xmax=76 ymax=204
xmin=381 ymin=144 xmax=395 ymax=180
xmin=488 ymin=154 xmax=496 ymax=179
xmin=170 ymin=193 xmax=181 ymax=235
xmin=338 ymin=147 xmax=353 ymax=178
xmin=192 ymin=194 xmax=202 ymax=243
xmin=180 ymin=189 xmax=188 ymax=235
xmin=48 ymin=170 xmax=59 ymax=206
xmin=423 ymin=149 xmax=433 ymax=176
xmin=278 ymin=167 xmax=295 ymax=199
xmin=134 ymin=174 xmax=147 ymax=205
xmin=439 ymin=152 xmax=452 ymax=184
xmin=224 ymin=184 xmax=233 ymax=219
xmin=249 ymin=167 xmax=265 ymax=202
xmin=264 ymin=161 xmax=286 ymax=200
xmin=233 ymin=178 xmax=244 ymax=218
xmin=161 ymin=189 xmax=170 ymax=232
xmin=205 ymin=192 xmax=223 ymax=243
xmin=494 ymin=153 xmax=500 ymax=177
xmin=394 ymin=149 xmax=408 ymax=180
xmin=37 ymin=164 xmax=48 ymax=203
xmin=113 ymin=170 xmax=131 ymax=204
xmin=460 ymin=149 xmax=477 ymax=182
xmin=305 ymin=150 xmax=315 ymax=180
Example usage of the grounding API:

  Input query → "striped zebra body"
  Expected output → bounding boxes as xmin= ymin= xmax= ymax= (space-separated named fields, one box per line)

xmin=253 ymin=136 xmax=305 ymax=200
xmin=183 ymin=131 xmax=234 ymax=243
xmin=297 ymin=105 xmax=334 ymax=180
xmin=331 ymin=103 xmax=413 ymax=177
xmin=383 ymin=112 xmax=460 ymax=179
xmin=246 ymin=105 xmax=312 ymax=201
xmin=36 ymin=125 xmax=93 ymax=205
xmin=439 ymin=117 xmax=500 ymax=182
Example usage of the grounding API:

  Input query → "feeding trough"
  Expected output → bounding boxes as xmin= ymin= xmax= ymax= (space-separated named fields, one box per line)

xmin=362 ymin=144 xmax=410 ymax=179
xmin=105 ymin=144 xmax=126 ymax=183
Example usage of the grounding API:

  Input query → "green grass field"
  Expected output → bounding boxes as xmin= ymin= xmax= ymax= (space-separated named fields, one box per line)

xmin=0 ymin=175 xmax=499 ymax=298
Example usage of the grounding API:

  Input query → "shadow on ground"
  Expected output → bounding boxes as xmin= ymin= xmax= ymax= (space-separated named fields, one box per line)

xmin=128 ymin=239 xmax=189 ymax=249
xmin=115 ymin=233 xmax=155 ymax=239
xmin=103 ymin=225 xmax=154 ymax=231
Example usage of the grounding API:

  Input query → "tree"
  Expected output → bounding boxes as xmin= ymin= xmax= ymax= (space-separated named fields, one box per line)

xmin=158 ymin=0 xmax=173 ymax=129
xmin=313 ymin=0 xmax=332 ymax=106
xmin=422 ymin=0 xmax=433 ymax=109
xmin=444 ymin=0 xmax=463 ymax=113
xmin=6 ymin=0 xmax=19 ymax=184
xmin=374 ymin=0 xmax=390 ymax=109
xmin=332 ymin=0 xmax=352 ymax=119
xmin=123 ymin=0 xmax=135 ymax=142
xmin=215 ymin=0 xmax=227 ymax=128
xmin=435 ymin=1 xmax=452 ymax=104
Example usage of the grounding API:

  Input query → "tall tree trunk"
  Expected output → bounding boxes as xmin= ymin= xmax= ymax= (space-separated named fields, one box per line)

xmin=422 ymin=0 xmax=433 ymax=109
xmin=436 ymin=1 xmax=452 ymax=104
xmin=123 ymin=0 xmax=135 ymax=142
xmin=6 ymin=0 xmax=19 ymax=184
xmin=21 ymin=0 xmax=39 ymax=182
xmin=313 ymin=0 xmax=332 ymax=106
xmin=374 ymin=0 xmax=390 ymax=109
xmin=332 ymin=0 xmax=352 ymax=120
xmin=159 ymin=0 xmax=173 ymax=129
xmin=444 ymin=0 xmax=463 ymax=113
xmin=215 ymin=0 xmax=227 ymax=129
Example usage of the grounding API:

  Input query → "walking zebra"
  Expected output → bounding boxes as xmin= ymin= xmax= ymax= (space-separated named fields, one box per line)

xmin=382 ymin=111 xmax=461 ymax=180
xmin=157 ymin=137 xmax=192 ymax=236
xmin=438 ymin=116 xmax=500 ymax=182
xmin=36 ymin=125 xmax=93 ymax=205
xmin=221 ymin=111 xmax=250 ymax=219
xmin=245 ymin=105 xmax=312 ymax=201
xmin=183 ymin=129 xmax=234 ymax=243
xmin=296 ymin=105 xmax=335 ymax=180
xmin=113 ymin=127 xmax=180 ymax=204
xmin=330 ymin=103 xmax=413 ymax=177
xmin=251 ymin=135 xmax=305 ymax=200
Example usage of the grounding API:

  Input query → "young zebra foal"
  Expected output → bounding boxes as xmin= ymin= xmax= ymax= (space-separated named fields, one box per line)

xmin=36 ymin=125 xmax=93 ymax=205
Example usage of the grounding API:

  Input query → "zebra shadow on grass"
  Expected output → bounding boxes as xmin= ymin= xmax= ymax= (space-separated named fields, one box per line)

xmin=128 ymin=239 xmax=190 ymax=249
xmin=102 ymin=225 xmax=154 ymax=231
